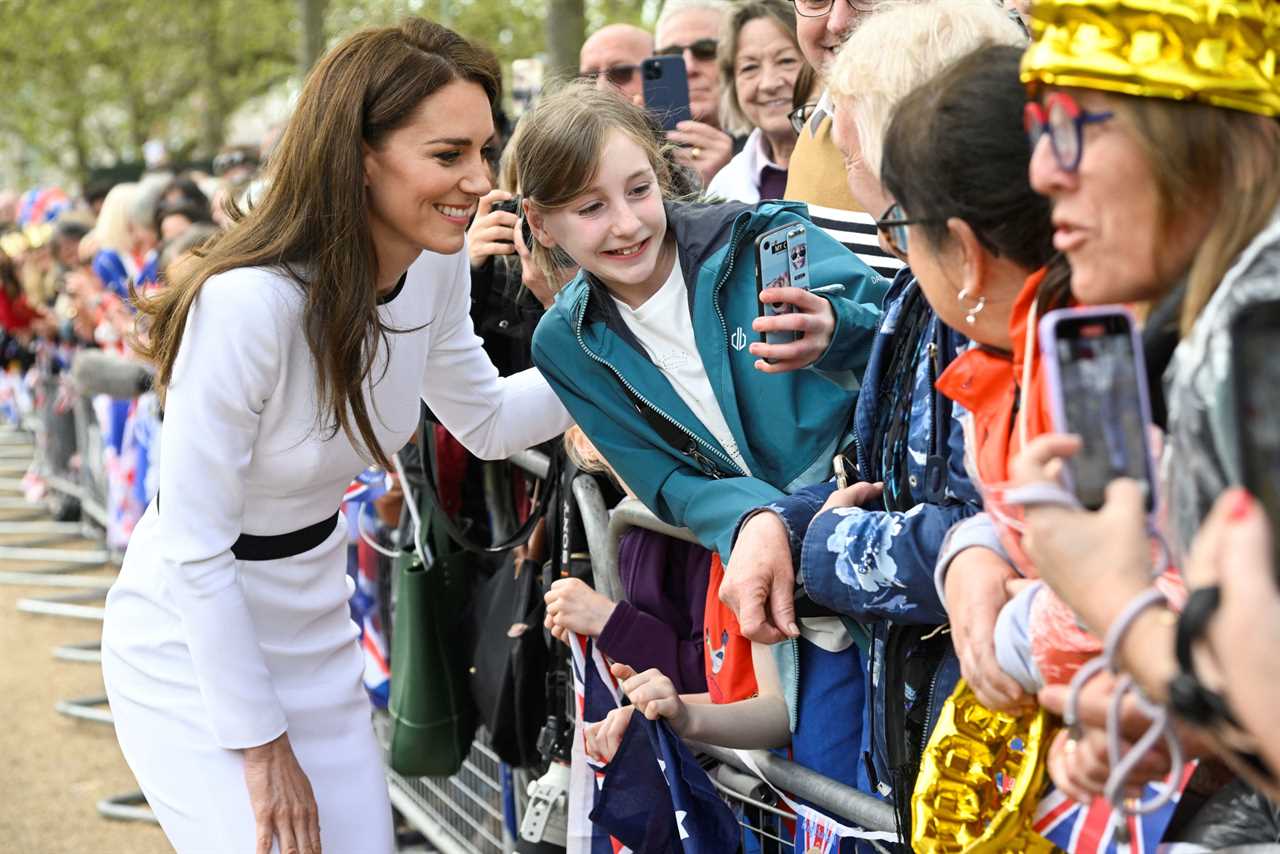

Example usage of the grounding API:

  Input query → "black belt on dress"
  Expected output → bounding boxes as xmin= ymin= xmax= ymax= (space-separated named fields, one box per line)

xmin=156 ymin=493 xmax=341 ymax=561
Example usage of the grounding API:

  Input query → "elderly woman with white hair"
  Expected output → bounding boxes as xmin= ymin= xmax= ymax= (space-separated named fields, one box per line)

xmin=717 ymin=0 xmax=1025 ymax=833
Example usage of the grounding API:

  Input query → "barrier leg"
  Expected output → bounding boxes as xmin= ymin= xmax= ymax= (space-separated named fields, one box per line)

xmin=53 ymin=640 xmax=102 ymax=664
xmin=55 ymin=694 xmax=113 ymax=725
xmin=96 ymin=791 xmax=158 ymax=825
xmin=16 ymin=588 xmax=107 ymax=620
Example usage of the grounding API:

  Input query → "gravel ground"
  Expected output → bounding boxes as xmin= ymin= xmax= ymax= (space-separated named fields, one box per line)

xmin=0 ymin=496 xmax=170 ymax=853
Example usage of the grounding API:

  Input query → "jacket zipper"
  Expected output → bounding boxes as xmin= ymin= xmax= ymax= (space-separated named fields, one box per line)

xmin=573 ymin=295 xmax=746 ymax=478
xmin=918 ymin=658 xmax=943 ymax=761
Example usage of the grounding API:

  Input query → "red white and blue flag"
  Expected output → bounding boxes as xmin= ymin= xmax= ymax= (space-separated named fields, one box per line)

xmin=567 ymin=632 xmax=629 ymax=854
xmin=1032 ymin=763 xmax=1197 ymax=853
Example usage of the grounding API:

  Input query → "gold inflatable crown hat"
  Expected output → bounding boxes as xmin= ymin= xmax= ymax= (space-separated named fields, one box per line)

xmin=1021 ymin=0 xmax=1280 ymax=117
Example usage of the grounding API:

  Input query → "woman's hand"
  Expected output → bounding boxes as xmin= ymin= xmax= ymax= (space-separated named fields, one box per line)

xmin=1009 ymin=434 xmax=1152 ymax=636
xmin=750 ymin=288 xmax=837 ymax=373
xmin=819 ymin=481 xmax=883 ymax=516
xmin=612 ymin=662 xmax=690 ymax=734
xmin=719 ymin=511 xmax=798 ymax=644
xmin=466 ymin=189 xmax=518 ymax=269
xmin=242 ymin=731 xmax=321 ymax=854
xmin=945 ymin=547 xmax=1035 ymax=714
xmin=667 ymin=121 xmax=734 ymax=187
xmin=544 ymin=577 xmax=616 ymax=643
xmin=584 ymin=705 xmax=635 ymax=763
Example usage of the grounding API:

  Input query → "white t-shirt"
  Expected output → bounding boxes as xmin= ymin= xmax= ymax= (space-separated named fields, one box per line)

xmin=612 ymin=263 xmax=752 ymax=475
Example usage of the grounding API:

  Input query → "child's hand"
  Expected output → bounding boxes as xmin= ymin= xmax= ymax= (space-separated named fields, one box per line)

xmin=584 ymin=706 xmax=635 ymax=763
xmin=749 ymin=287 xmax=837 ymax=373
xmin=612 ymin=662 xmax=690 ymax=735
xmin=544 ymin=577 xmax=616 ymax=643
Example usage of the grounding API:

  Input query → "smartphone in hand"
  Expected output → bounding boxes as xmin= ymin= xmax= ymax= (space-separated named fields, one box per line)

xmin=754 ymin=223 xmax=809 ymax=346
xmin=1039 ymin=306 xmax=1156 ymax=511
xmin=641 ymin=56 xmax=692 ymax=131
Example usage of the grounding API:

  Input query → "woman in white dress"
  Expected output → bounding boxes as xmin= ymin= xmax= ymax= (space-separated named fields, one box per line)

xmin=100 ymin=19 xmax=571 ymax=854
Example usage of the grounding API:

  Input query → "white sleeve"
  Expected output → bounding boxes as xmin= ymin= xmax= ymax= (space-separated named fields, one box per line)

xmin=419 ymin=252 xmax=572 ymax=459
xmin=156 ymin=272 xmax=289 ymax=749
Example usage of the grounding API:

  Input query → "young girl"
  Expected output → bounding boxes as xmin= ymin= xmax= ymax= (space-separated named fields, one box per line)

xmin=521 ymin=82 xmax=888 ymax=563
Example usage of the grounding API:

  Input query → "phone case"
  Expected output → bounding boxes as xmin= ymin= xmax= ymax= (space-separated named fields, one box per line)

xmin=1037 ymin=305 xmax=1157 ymax=512
xmin=641 ymin=56 xmax=692 ymax=131
xmin=755 ymin=224 xmax=795 ymax=346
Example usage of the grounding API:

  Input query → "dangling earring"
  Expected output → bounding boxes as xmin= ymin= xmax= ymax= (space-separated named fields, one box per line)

xmin=957 ymin=288 xmax=986 ymax=326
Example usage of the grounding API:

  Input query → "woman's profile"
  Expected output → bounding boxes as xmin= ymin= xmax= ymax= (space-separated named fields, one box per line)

xmin=100 ymin=18 xmax=570 ymax=854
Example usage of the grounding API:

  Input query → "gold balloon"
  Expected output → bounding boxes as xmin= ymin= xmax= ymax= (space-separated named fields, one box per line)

xmin=912 ymin=680 xmax=1059 ymax=853
xmin=1021 ymin=0 xmax=1280 ymax=116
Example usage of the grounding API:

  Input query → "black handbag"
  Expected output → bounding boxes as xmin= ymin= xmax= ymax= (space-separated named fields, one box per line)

xmin=468 ymin=554 xmax=549 ymax=767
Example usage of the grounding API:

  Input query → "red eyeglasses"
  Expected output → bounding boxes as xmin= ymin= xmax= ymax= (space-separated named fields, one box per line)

xmin=1023 ymin=92 xmax=1113 ymax=173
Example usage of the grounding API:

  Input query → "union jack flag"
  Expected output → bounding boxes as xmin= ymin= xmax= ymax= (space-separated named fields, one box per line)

xmin=1032 ymin=763 xmax=1197 ymax=853
xmin=567 ymin=632 xmax=631 ymax=854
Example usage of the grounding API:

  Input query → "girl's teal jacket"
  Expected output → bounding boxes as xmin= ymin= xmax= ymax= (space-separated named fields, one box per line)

xmin=531 ymin=200 xmax=889 ymax=560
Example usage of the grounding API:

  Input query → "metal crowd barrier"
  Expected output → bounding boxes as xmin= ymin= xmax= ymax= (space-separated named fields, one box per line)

xmin=582 ymin=494 xmax=900 ymax=846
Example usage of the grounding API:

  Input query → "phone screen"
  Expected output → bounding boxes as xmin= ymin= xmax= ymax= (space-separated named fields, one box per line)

xmin=1235 ymin=304 xmax=1280 ymax=567
xmin=1052 ymin=314 xmax=1153 ymax=510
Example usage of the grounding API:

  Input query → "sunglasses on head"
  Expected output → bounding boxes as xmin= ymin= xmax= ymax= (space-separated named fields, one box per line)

xmin=656 ymin=38 xmax=718 ymax=62
xmin=580 ymin=64 xmax=640 ymax=87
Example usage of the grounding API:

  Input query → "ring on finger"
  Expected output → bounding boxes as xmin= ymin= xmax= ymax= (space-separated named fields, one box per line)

xmin=691 ymin=146 xmax=702 ymax=160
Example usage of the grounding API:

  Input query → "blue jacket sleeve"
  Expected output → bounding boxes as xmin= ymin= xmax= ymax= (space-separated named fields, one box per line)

xmin=533 ymin=334 xmax=785 ymax=563
xmin=731 ymin=480 xmax=837 ymax=568
xmin=808 ymin=229 xmax=889 ymax=375
xmin=798 ymin=405 xmax=981 ymax=625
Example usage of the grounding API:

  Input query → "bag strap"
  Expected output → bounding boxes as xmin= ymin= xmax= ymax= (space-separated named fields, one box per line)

xmin=413 ymin=410 xmax=557 ymax=555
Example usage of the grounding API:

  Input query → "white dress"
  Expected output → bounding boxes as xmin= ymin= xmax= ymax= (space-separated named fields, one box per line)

xmin=101 ymin=249 xmax=571 ymax=853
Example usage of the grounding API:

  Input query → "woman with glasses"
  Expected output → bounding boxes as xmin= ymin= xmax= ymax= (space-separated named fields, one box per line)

xmin=705 ymin=0 xmax=816 ymax=203
xmin=720 ymin=0 xmax=1022 ymax=835
xmin=994 ymin=0 xmax=1280 ymax=820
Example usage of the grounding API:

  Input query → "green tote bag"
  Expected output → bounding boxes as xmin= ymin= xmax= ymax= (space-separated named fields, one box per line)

xmin=386 ymin=506 xmax=479 ymax=778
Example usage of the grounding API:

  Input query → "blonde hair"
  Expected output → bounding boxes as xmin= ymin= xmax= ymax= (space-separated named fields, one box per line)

xmin=514 ymin=80 xmax=674 ymax=286
xmin=87 ymin=182 xmax=139 ymax=256
xmin=717 ymin=0 xmax=809 ymax=136
xmin=826 ymin=0 xmax=1025 ymax=177
xmin=1106 ymin=96 xmax=1280 ymax=335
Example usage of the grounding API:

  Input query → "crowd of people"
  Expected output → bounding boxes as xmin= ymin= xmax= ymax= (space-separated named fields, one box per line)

xmin=5 ymin=0 xmax=1280 ymax=850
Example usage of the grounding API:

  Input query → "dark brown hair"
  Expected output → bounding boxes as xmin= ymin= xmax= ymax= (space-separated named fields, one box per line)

xmin=880 ymin=43 xmax=1054 ymax=273
xmin=133 ymin=18 xmax=499 ymax=467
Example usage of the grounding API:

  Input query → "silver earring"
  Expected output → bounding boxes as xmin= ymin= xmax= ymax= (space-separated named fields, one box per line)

xmin=957 ymin=288 xmax=985 ymax=325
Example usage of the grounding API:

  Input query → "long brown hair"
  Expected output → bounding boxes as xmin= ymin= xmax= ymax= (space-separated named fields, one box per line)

xmin=134 ymin=18 xmax=499 ymax=467
xmin=1109 ymin=96 xmax=1280 ymax=335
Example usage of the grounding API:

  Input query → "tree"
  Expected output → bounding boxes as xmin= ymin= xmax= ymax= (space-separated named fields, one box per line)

xmin=0 ymin=0 xmax=294 ymax=184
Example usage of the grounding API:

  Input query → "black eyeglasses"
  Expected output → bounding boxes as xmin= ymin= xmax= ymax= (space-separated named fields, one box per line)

xmin=656 ymin=38 xmax=719 ymax=61
xmin=579 ymin=64 xmax=640 ymax=87
xmin=792 ymin=0 xmax=878 ymax=17
xmin=1024 ymin=91 xmax=1114 ymax=173
xmin=875 ymin=203 xmax=940 ymax=258
xmin=788 ymin=102 xmax=819 ymax=135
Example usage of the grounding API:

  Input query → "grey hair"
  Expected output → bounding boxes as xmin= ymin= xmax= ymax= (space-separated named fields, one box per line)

xmin=656 ymin=0 xmax=728 ymax=39
xmin=717 ymin=0 xmax=805 ymax=136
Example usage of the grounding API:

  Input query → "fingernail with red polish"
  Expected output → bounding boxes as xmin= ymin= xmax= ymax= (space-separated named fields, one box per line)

xmin=1229 ymin=489 xmax=1254 ymax=521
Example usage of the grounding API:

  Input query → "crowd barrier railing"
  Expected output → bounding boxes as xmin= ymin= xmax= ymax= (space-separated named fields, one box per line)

xmin=582 ymin=492 xmax=900 ymax=846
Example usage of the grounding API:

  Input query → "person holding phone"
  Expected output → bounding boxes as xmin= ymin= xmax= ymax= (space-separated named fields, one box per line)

xmin=99 ymin=20 xmax=572 ymax=854
xmin=654 ymin=0 xmax=738 ymax=186
xmin=720 ymin=2 xmax=1022 ymax=826
xmin=517 ymin=83 xmax=886 ymax=842
xmin=998 ymin=0 xmax=1280 ymax=813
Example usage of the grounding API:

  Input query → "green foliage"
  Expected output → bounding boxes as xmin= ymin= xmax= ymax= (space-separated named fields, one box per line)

xmin=0 ymin=0 xmax=294 ymax=183
xmin=0 ymin=0 xmax=651 ymax=186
